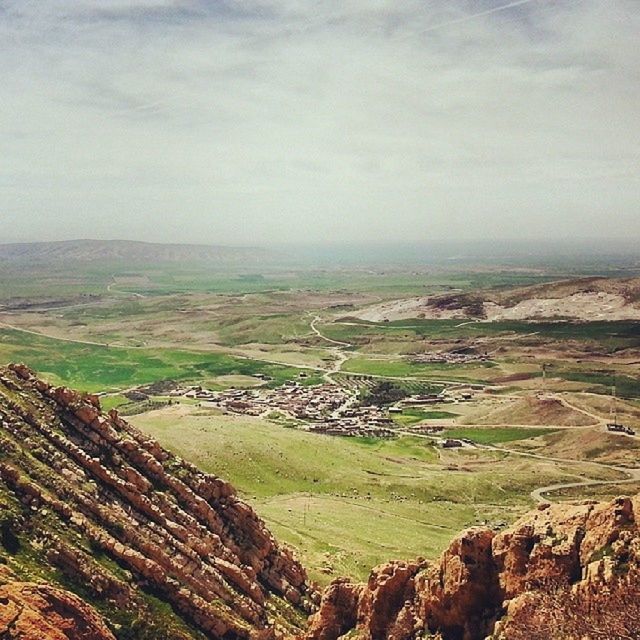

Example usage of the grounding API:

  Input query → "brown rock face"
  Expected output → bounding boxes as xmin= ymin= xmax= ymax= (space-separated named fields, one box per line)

xmin=0 ymin=579 xmax=116 ymax=640
xmin=0 ymin=364 xmax=317 ymax=639
xmin=306 ymin=497 xmax=640 ymax=640
xmin=306 ymin=579 xmax=363 ymax=640
xmin=418 ymin=527 xmax=500 ymax=639
xmin=3 ymin=364 xmax=639 ymax=640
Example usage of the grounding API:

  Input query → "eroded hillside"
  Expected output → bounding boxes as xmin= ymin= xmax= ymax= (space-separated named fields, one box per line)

xmin=307 ymin=495 xmax=640 ymax=639
xmin=0 ymin=364 xmax=316 ymax=639
xmin=355 ymin=276 xmax=640 ymax=322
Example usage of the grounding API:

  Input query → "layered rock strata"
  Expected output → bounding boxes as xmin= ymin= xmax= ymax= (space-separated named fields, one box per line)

xmin=0 ymin=364 xmax=316 ymax=639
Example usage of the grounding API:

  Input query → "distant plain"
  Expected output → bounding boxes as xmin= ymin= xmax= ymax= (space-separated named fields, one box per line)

xmin=1 ymin=246 xmax=639 ymax=581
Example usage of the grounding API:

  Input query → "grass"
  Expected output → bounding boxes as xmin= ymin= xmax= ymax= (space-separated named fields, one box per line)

xmin=100 ymin=394 xmax=129 ymax=411
xmin=391 ymin=408 xmax=459 ymax=426
xmin=133 ymin=405 xmax=598 ymax=583
xmin=442 ymin=426 xmax=559 ymax=444
xmin=555 ymin=370 xmax=640 ymax=399
xmin=216 ymin=314 xmax=313 ymax=346
xmin=0 ymin=264 xmax=555 ymax=301
xmin=342 ymin=355 xmax=492 ymax=381
xmin=0 ymin=260 xmax=550 ymax=299
xmin=322 ymin=319 xmax=640 ymax=349
xmin=0 ymin=328 xmax=323 ymax=392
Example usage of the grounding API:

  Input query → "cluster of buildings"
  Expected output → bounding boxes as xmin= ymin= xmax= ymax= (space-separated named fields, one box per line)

xmin=159 ymin=380 xmax=481 ymax=441
xmin=409 ymin=350 xmax=489 ymax=364
xmin=202 ymin=383 xmax=352 ymax=420
xmin=306 ymin=405 xmax=395 ymax=438
xmin=171 ymin=382 xmax=400 ymax=437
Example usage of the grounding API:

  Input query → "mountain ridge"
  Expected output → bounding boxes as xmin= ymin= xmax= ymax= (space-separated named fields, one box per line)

xmin=1 ymin=365 xmax=639 ymax=639
xmin=0 ymin=363 xmax=316 ymax=639
xmin=0 ymin=240 xmax=275 ymax=265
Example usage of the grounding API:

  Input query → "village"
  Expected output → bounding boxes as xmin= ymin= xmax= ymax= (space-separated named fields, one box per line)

xmin=408 ymin=349 xmax=490 ymax=365
xmin=173 ymin=382 xmax=396 ymax=437
xmin=163 ymin=380 xmax=479 ymax=441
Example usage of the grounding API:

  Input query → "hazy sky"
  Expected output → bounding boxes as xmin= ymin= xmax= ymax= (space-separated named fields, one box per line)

xmin=2 ymin=0 xmax=639 ymax=245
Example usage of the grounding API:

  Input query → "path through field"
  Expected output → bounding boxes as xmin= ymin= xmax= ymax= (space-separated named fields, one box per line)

xmin=308 ymin=313 xmax=352 ymax=384
xmin=397 ymin=427 xmax=640 ymax=504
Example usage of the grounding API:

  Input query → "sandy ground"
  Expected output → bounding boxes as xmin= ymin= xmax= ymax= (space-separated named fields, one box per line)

xmin=484 ymin=292 xmax=640 ymax=321
xmin=355 ymin=292 xmax=640 ymax=322
xmin=354 ymin=297 xmax=464 ymax=322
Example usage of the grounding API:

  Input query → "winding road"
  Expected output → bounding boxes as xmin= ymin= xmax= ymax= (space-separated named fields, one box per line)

xmin=482 ymin=442 xmax=640 ymax=503
xmin=399 ymin=427 xmax=640 ymax=504
xmin=308 ymin=313 xmax=352 ymax=384
xmin=4 ymin=294 xmax=639 ymax=506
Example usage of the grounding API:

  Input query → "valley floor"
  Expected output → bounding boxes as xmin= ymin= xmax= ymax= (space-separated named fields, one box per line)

xmin=2 ymin=264 xmax=640 ymax=584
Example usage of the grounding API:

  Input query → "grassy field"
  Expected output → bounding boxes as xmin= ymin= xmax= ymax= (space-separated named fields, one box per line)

xmin=342 ymin=355 xmax=494 ymax=381
xmin=321 ymin=318 xmax=640 ymax=349
xmin=555 ymin=370 xmax=640 ymax=399
xmin=0 ymin=328 xmax=323 ymax=392
xmin=441 ymin=426 xmax=559 ymax=444
xmin=0 ymin=264 xmax=556 ymax=301
xmin=133 ymin=405 xmax=611 ymax=583
xmin=391 ymin=408 xmax=460 ymax=426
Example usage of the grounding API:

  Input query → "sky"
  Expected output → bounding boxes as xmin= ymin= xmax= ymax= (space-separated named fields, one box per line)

xmin=1 ymin=0 xmax=639 ymax=246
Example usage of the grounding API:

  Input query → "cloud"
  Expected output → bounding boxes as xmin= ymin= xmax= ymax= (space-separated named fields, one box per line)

xmin=1 ymin=0 xmax=639 ymax=244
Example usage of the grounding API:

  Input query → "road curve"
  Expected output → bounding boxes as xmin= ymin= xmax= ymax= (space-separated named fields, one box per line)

xmin=479 ymin=442 xmax=640 ymax=504
xmin=397 ymin=429 xmax=640 ymax=505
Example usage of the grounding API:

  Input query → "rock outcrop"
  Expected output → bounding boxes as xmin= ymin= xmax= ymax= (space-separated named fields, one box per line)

xmin=306 ymin=497 xmax=640 ymax=639
xmin=0 ymin=567 xmax=116 ymax=640
xmin=0 ymin=364 xmax=317 ymax=639
xmin=2 ymin=363 xmax=639 ymax=640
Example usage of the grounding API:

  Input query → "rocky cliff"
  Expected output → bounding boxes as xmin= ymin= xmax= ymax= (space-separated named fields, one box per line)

xmin=0 ymin=364 xmax=317 ymax=639
xmin=2 ymin=364 xmax=639 ymax=640
xmin=306 ymin=495 xmax=640 ymax=639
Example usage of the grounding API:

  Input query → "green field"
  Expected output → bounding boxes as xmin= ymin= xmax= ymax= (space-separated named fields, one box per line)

xmin=0 ymin=264 xmax=556 ymax=301
xmin=555 ymin=370 xmax=640 ymax=399
xmin=133 ymin=405 xmax=611 ymax=583
xmin=342 ymin=355 xmax=493 ymax=381
xmin=0 ymin=328 xmax=323 ymax=392
xmin=441 ymin=426 xmax=560 ymax=444
xmin=321 ymin=318 xmax=640 ymax=350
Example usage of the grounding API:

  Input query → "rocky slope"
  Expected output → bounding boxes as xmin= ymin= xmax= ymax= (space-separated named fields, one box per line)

xmin=354 ymin=276 xmax=640 ymax=322
xmin=0 ymin=566 xmax=116 ymax=640
xmin=2 ymin=363 xmax=639 ymax=639
xmin=0 ymin=364 xmax=316 ymax=639
xmin=306 ymin=495 xmax=640 ymax=639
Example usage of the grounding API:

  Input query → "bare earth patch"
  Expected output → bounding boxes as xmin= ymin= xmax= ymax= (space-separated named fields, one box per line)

xmin=484 ymin=291 xmax=640 ymax=321
xmin=354 ymin=291 xmax=640 ymax=322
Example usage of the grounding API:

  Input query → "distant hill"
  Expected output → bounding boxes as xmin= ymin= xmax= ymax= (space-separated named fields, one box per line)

xmin=485 ymin=276 xmax=640 ymax=306
xmin=355 ymin=276 xmax=640 ymax=322
xmin=0 ymin=239 xmax=275 ymax=265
